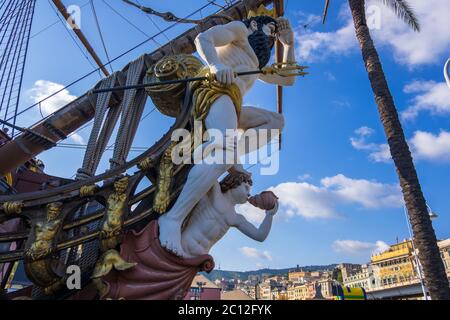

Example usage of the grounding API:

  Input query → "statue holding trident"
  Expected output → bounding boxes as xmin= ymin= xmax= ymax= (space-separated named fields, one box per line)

xmin=157 ymin=5 xmax=297 ymax=258
xmin=90 ymin=4 xmax=304 ymax=300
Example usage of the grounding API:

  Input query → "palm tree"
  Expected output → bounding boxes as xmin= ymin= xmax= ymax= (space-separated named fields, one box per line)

xmin=348 ymin=0 xmax=450 ymax=299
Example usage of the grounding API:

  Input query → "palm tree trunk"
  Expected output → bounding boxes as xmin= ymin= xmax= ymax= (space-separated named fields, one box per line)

xmin=348 ymin=0 xmax=450 ymax=300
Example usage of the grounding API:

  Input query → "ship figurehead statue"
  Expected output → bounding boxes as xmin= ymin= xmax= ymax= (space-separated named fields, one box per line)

xmin=95 ymin=4 xmax=303 ymax=300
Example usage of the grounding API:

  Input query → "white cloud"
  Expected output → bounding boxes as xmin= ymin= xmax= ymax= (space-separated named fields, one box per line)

xmin=350 ymin=126 xmax=392 ymax=163
xmin=351 ymin=126 xmax=450 ymax=163
xmin=295 ymin=0 xmax=450 ymax=67
xmin=239 ymin=247 xmax=272 ymax=261
xmin=410 ymin=130 xmax=450 ymax=162
xmin=28 ymin=80 xmax=85 ymax=144
xmin=244 ymin=175 xmax=403 ymax=221
xmin=369 ymin=144 xmax=391 ymax=163
xmin=402 ymin=80 xmax=450 ymax=120
xmin=367 ymin=0 xmax=450 ymax=67
xmin=28 ymin=80 xmax=77 ymax=115
xmin=269 ymin=181 xmax=340 ymax=219
xmin=332 ymin=240 xmax=390 ymax=256
xmin=296 ymin=19 xmax=356 ymax=63
xmin=70 ymin=133 xmax=86 ymax=145
xmin=355 ymin=126 xmax=375 ymax=137
xmin=321 ymin=174 xmax=402 ymax=209
xmin=240 ymin=173 xmax=402 ymax=222
xmin=298 ymin=174 xmax=312 ymax=181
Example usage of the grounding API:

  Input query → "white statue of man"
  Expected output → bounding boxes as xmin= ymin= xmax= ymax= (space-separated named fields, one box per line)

xmin=180 ymin=172 xmax=278 ymax=258
xmin=159 ymin=11 xmax=295 ymax=257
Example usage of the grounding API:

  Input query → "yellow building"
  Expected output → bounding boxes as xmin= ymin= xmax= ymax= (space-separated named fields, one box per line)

xmin=288 ymin=271 xmax=307 ymax=282
xmin=370 ymin=240 xmax=418 ymax=286
xmin=271 ymin=288 xmax=288 ymax=300
xmin=438 ymin=239 xmax=450 ymax=279
xmin=287 ymin=283 xmax=310 ymax=300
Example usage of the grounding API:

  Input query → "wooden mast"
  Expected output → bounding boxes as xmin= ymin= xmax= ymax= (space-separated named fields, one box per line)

xmin=275 ymin=0 xmax=284 ymax=147
xmin=322 ymin=0 xmax=330 ymax=24
xmin=52 ymin=0 xmax=110 ymax=77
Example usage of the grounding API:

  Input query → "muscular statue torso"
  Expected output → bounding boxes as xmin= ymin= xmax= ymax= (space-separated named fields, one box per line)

xmin=215 ymin=39 xmax=260 ymax=94
xmin=180 ymin=181 xmax=278 ymax=259
xmin=181 ymin=185 xmax=231 ymax=257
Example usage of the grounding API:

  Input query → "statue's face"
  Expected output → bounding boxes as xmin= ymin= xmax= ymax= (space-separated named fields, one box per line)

xmin=230 ymin=181 xmax=252 ymax=204
xmin=249 ymin=20 xmax=276 ymax=38
xmin=263 ymin=22 xmax=277 ymax=38
xmin=247 ymin=19 xmax=276 ymax=68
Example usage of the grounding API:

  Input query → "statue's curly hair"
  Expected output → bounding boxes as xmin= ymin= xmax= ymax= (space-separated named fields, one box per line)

xmin=220 ymin=172 xmax=253 ymax=193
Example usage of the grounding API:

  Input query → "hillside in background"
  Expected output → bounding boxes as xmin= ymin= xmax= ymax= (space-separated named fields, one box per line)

xmin=203 ymin=264 xmax=338 ymax=281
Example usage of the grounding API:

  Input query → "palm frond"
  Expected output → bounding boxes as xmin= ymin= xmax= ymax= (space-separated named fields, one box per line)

xmin=377 ymin=0 xmax=421 ymax=32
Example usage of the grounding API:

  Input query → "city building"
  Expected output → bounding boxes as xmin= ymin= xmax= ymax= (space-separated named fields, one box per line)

xmin=342 ymin=264 xmax=379 ymax=290
xmin=338 ymin=263 xmax=363 ymax=282
xmin=182 ymin=238 xmax=450 ymax=302
xmin=288 ymin=271 xmax=306 ymax=282
xmin=287 ymin=283 xmax=309 ymax=300
xmin=316 ymin=278 xmax=335 ymax=299
xmin=367 ymin=238 xmax=448 ymax=299
xmin=221 ymin=289 xmax=253 ymax=300
xmin=370 ymin=240 xmax=418 ymax=287
xmin=258 ymin=282 xmax=272 ymax=300
xmin=184 ymin=274 xmax=221 ymax=300
xmin=438 ymin=239 xmax=450 ymax=279
xmin=247 ymin=275 xmax=261 ymax=283
xmin=288 ymin=270 xmax=326 ymax=283
xmin=271 ymin=288 xmax=288 ymax=300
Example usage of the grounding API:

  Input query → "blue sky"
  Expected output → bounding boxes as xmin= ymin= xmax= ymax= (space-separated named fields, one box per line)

xmin=14 ymin=0 xmax=450 ymax=271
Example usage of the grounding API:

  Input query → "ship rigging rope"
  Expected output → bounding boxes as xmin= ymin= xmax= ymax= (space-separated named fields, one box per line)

xmin=206 ymin=0 xmax=226 ymax=10
xmin=5 ymin=0 xmax=230 ymax=124
xmin=134 ymin=0 xmax=170 ymax=46
xmin=46 ymin=0 xmax=100 ymax=77
xmin=0 ymin=0 xmax=28 ymax=112
xmin=109 ymin=56 xmax=147 ymax=169
xmin=0 ymin=0 xmax=7 ymax=13
xmin=90 ymin=0 xmax=114 ymax=74
xmin=0 ymin=0 xmax=36 ymax=135
xmin=101 ymin=0 xmax=158 ymax=43
xmin=30 ymin=1 xmax=91 ymax=39
xmin=0 ymin=0 xmax=19 ymax=28
xmin=76 ymin=73 xmax=118 ymax=180
xmin=11 ymin=0 xmax=36 ymax=135
xmin=57 ymin=106 xmax=156 ymax=154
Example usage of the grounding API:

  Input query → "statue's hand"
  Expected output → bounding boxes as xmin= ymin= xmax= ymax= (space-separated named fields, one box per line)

xmin=210 ymin=64 xmax=236 ymax=86
xmin=277 ymin=17 xmax=294 ymax=47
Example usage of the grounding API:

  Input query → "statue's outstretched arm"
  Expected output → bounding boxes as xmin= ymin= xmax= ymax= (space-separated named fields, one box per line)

xmin=229 ymin=209 xmax=276 ymax=242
